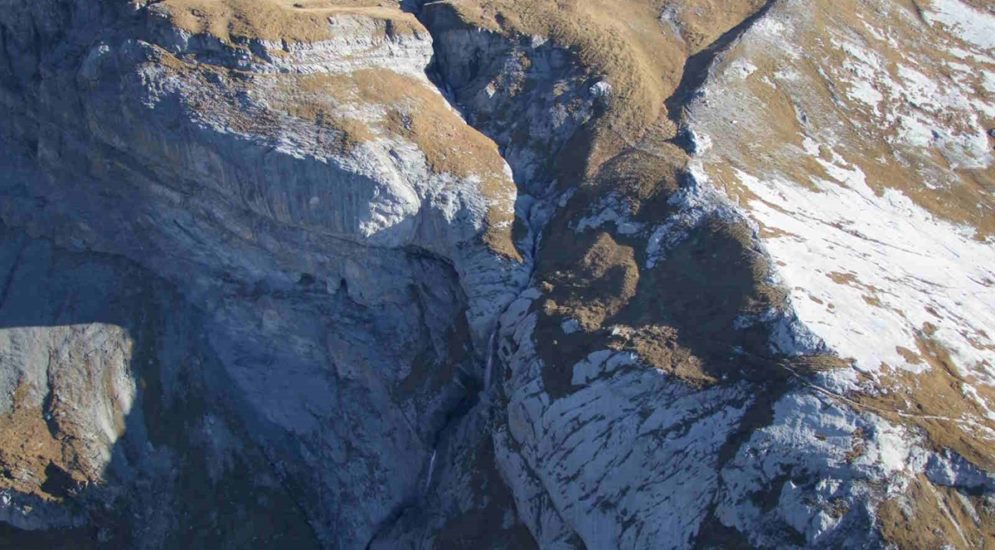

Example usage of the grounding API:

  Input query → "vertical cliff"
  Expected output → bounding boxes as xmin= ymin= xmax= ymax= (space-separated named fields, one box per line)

xmin=1 ymin=0 xmax=993 ymax=548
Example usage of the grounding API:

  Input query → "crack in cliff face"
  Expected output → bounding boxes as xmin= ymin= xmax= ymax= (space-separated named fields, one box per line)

xmin=354 ymin=1 xmax=663 ymax=546
xmin=385 ymin=1 xmax=791 ymax=545
xmin=393 ymin=1 xmax=857 ymax=546
xmin=356 ymin=5 xmax=554 ymax=547
xmin=18 ymin=0 xmax=794 ymax=539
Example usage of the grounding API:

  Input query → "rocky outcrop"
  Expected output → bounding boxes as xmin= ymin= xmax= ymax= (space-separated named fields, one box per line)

xmin=1 ymin=0 xmax=994 ymax=548
xmin=411 ymin=0 xmax=995 ymax=547
xmin=0 ymin=0 xmax=528 ymax=545
xmin=0 ymin=223 xmax=319 ymax=547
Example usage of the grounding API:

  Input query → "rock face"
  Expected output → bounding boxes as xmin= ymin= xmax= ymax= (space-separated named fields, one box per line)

xmin=1 ymin=1 xmax=524 ymax=545
xmin=0 ymin=0 xmax=993 ymax=548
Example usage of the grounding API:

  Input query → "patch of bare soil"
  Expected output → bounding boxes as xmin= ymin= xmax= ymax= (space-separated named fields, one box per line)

xmin=542 ymin=232 xmax=640 ymax=332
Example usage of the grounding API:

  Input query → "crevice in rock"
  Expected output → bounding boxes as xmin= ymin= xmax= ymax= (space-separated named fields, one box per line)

xmin=364 ymin=3 xmax=587 ymax=545
xmin=0 ymin=232 xmax=25 ymax=312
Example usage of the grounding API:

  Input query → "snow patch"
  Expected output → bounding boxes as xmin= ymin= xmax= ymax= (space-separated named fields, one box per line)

xmin=924 ymin=0 xmax=995 ymax=51
xmin=729 ymin=143 xmax=995 ymax=383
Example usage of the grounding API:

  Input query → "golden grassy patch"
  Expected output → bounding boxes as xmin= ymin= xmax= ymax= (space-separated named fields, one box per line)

xmin=359 ymin=70 xmax=519 ymax=259
xmin=265 ymin=73 xmax=377 ymax=151
xmin=267 ymin=69 xmax=521 ymax=259
xmin=282 ymin=102 xmax=375 ymax=146
xmin=531 ymin=145 xmax=807 ymax=394
xmin=877 ymin=475 xmax=995 ymax=549
xmin=156 ymin=0 xmax=421 ymax=43
xmin=665 ymin=0 xmax=768 ymax=51
xmin=607 ymin=324 xmax=715 ymax=385
xmin=0 ymin=384 xmax=90 ymax=500
xmin=542 ymin=232 xmax=640 ymax=331
xmin=856 ymin=336 xmax=995 ymax=473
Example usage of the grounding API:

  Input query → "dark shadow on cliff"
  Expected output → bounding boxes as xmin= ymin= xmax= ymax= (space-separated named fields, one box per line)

xmin=407 ymin=0 xmax=601 ymax=266
xmin=529 ymin=152 xmax=840 ymax=397
xmin=0 ymin=222 xmax=320 ymax=549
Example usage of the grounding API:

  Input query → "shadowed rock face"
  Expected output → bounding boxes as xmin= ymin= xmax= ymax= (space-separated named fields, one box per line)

xmin=0 ymin=1 xmax=512 ymax=545
xmin=1 ymin=0 xmax=994 ymax=548
xmin=0 ymin=223 xmax=321 ymax=547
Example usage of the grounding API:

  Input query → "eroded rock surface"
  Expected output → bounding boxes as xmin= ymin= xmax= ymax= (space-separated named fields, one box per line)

xmin=1 ymin=0 xmax=993 ymax=548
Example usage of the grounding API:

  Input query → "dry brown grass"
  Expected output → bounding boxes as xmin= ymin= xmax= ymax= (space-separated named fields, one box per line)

xmin=606 ymin=324 xmax=714 ymax=385
xmin=283 ymin=102 xmax=375 ymax=146
xmin=665 ymin=0 xmax=768 ymax=51
xmin=154 ymin=37 xmax=521 ymax=259
xmin=0 ymin=384 xmax=89 ymax=500
xmin=542 ymin=232 xmax=640 ymax=331
xmin=699 ymin=0 xmax=995 ymax=238
xmin=265 ymin=69 xmax=521 ymax=259
xmin=531 ymin=146 xmax=807 ymax=395
xmin=855 ymin=336 xmax=995 ymax=473
xmin=156 ymin=0 xmax=421 ymax=43
xmin=265 ymin=73 xmax=377 ymax=151
xmin=356 ymin=70 xmax=520 ymax=259
xmin=877 ymin=475 xmax=995 ymax=549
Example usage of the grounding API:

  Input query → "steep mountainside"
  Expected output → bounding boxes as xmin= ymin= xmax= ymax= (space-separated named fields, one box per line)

xmin=0 ymin=0 xmax=992 ymax=548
